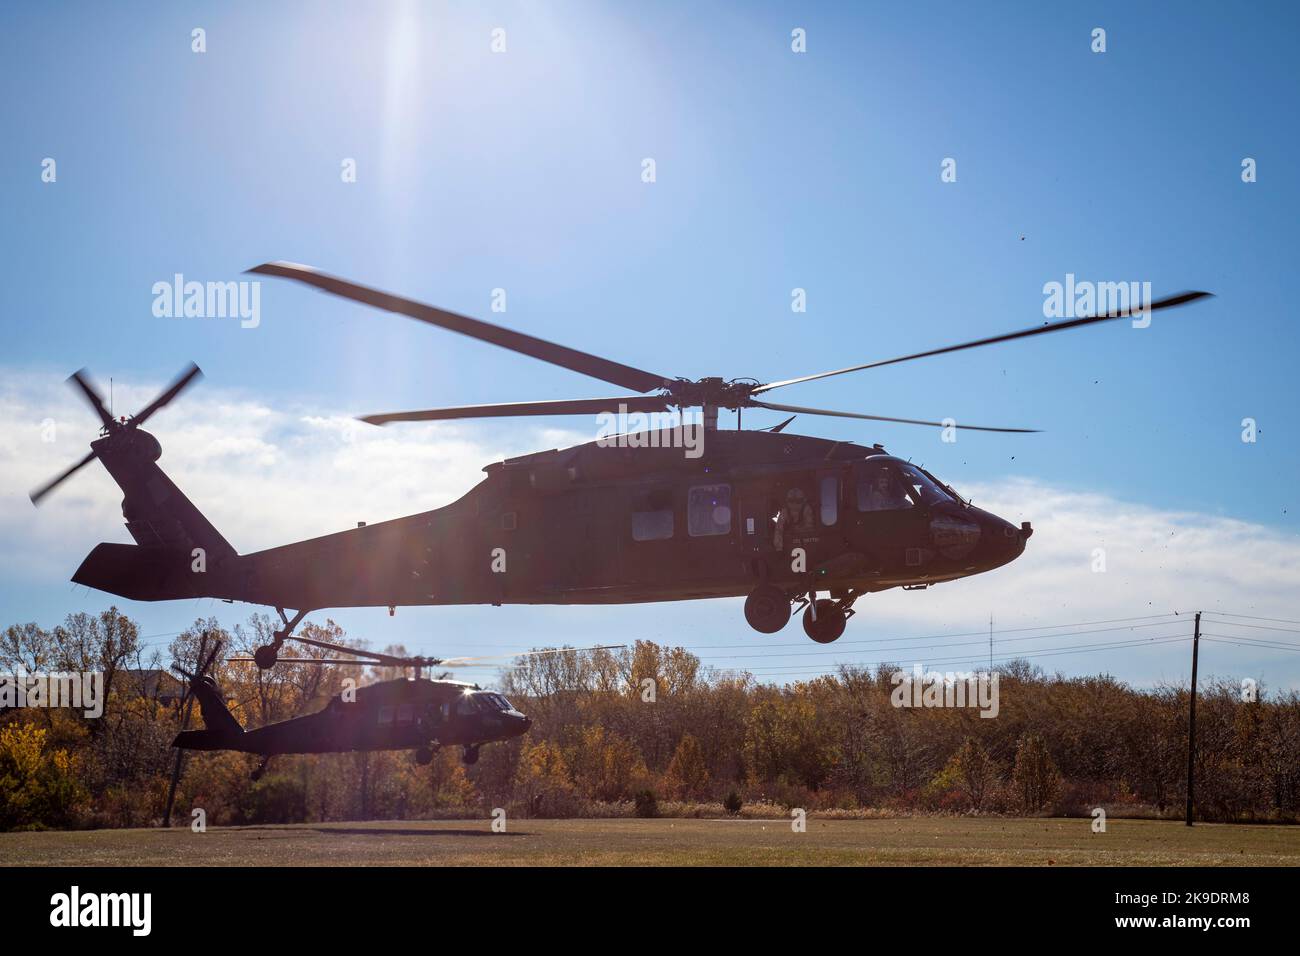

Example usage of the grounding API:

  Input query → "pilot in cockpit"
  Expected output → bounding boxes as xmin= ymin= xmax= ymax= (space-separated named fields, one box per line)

xmin=860 ymin=467 xmax=911 ymax=512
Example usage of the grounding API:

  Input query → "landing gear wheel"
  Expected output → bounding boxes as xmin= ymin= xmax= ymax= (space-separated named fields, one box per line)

xmin=254 ymin=613 xmax=306 ymax=671
xmin=415 ymin=746 xmax=435 ymax=766
xmin=462 ymin=745 xmax=480 ymax=766
xmin=744 ymin=584 xmax=791 ymax=634
xmin=803 ymin=600 xmax=846 ymax=644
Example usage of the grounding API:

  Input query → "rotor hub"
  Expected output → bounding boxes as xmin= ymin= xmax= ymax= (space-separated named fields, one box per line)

xmin=663 ymin=377 xmax=755 ymax=411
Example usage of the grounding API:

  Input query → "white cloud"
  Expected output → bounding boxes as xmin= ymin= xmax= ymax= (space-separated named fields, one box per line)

xmin=0 ymin=367 xmax=587 ymax=578
xmin=876 ymin=477 xmax=1300 ymax=627
xmin=852 ymin=480 xmax=1300 ymax=689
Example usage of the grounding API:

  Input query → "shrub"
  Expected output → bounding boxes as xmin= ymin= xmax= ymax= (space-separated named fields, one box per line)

xmin=633 ymin=789 xmax=658 ymax=818
xmin=930 ymin=738 xmax=1000 ymax=812
xmin=0 ymin=723 xmax=85 ymax=831
xmin=237 ymin=774 xmax=309 ymax=825
xmin=723 ymin=790 xmax=743 ymax=815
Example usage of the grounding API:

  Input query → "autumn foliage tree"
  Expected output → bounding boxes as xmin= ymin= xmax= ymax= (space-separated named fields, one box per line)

xmin=4 ymin=608 xmax=1300 ymax=829
xmin=0 ymin=723 xmax=84 ymax=830
xmin=934 ymin=737 xmax=1000 ymax=811
xmin=1012 ymin=732 xmax=1061 ymax=814
xmin=664 ymin=733 xmax=709 ymax=800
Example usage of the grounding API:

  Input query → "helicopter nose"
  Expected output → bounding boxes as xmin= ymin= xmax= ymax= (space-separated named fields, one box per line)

xmin=963 ymin=508 xmax=1027 ymax=568
xmin=988 ymin=515 xmax=1029 ymax=560
xmin=514 ymin=714 xmax=533 ymax=736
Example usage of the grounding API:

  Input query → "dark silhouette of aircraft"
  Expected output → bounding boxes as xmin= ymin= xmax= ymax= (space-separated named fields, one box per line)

xmin=31 ymin=266 xmax=1211 ymax=646
xmin=165 ymin=638 xmax=615 ymax=774
xmin=175 ymin=673 xmax=529 ymax=776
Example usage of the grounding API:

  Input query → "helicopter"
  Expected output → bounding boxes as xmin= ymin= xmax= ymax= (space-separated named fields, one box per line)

xmin=31 ymin=264 xmax=1211 ymax=646
xmin=171 ymin=640 xmax=614 ymax=775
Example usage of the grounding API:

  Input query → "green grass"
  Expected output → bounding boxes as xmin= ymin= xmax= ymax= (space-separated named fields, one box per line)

xmin=2 ymin=816 xmax=1298 ymax=866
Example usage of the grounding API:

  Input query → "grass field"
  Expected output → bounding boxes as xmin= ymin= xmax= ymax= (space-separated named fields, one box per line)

xmin=2 ymin=816 xmax=1298 ymax=866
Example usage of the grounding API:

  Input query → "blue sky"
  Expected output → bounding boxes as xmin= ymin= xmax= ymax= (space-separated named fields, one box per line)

xmin=2 ymin=1 xmax=1297 ymax=690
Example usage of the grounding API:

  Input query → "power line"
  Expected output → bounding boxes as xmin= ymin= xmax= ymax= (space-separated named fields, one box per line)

xmin=1200 ymin=634 xmax=1300 ymax=653
xmin=689 ymin=612 xmax=1182 ymax=651
xmin=720 ymin=633 xmax=1194 ymax=677
xmin=1199 ymin=617 xmax=1300 ymax=637
xmin=1200 ymin=610 xmax=1300 ymax=627
xmin=690 ymin=620 xmax=1190 ymax=662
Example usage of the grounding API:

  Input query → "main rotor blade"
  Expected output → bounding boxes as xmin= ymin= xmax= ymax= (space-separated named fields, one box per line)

xmin=228 ymin=657 xmax=368 ymax=666
xmin=29 ymin=450 xmax=98 ymax=505
xmin=287 ymin=633 xmax=368 ymax=656
xmin=231 ymin=642 xmax=627 ymax=669
xmin=132 ymin=362 xmax=203 ymax=426
xmin=289 ymin=633 xmax=396 ymax=663
xmin=283 ymin=633 xmax=442 ymax=669
xmin=360 ymin=395 xmax=672 ymax=426
xmin=752 ymin=290 xmax=1214 ymax=394
xmin=68 ymin=369 xmax=113 ymax=430
xmin=749 ymin=400 xmax=1039 ymax=433
xmin=438 ymin=644 xmax=627 ymax=668
xmin=249 ymin=262 xmax=670 ymax=394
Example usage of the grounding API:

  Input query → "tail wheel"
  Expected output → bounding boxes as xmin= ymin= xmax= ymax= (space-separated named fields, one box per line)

xmin=803 ymin=600 xmax=846 ymax=643
xmin=253 ymin=644 xmax=279 ymax=669
xmin=744 ymin=584 xmax=791 ymax=633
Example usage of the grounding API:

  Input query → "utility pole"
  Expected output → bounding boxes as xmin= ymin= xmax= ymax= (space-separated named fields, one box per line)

xmin=1185 ymin=611 xmax=1201 ymax=827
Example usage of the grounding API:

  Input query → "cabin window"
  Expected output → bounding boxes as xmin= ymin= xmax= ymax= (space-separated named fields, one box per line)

xmin=820 ymin=476 xmax=839 ymax=526
xmin=456 ymin=695 xmax=478 ymax=716
xmin=688 ymin=484 xmax=732 ymax=537
xmin=631 ymin=488 xmax=674 ymax=541
xmin=396 ymin=704 xmax=414 ymax=724
xmin=378 ymin=705 xmax=395 ymax=726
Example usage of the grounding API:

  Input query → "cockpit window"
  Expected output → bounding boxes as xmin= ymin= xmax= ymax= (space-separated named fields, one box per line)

xmin=457 ymin=692 xmax=514 ymax=715
xmin=856 ymin=459 xmax=953 ymax=511
xmin=856 ymin=461 xmax=914 ymax=512
xmin=895 ymin=463 xmax=952 ymax=507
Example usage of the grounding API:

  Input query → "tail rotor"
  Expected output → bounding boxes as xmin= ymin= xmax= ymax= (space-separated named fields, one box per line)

xmin=30 ymin=363 xmax=203 ymax=505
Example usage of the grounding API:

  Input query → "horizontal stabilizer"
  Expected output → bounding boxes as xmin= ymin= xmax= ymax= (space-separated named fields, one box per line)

xmin=73 ymin=543 xmax=208 ymax=602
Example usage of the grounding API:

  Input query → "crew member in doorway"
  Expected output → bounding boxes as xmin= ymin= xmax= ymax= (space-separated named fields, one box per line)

xmin=773 ymin=487 xmax=815 ymax=550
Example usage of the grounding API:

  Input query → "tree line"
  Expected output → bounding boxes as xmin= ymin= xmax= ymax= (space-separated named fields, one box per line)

xmin=2 ymin=607 xmax=1297 ymax=830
